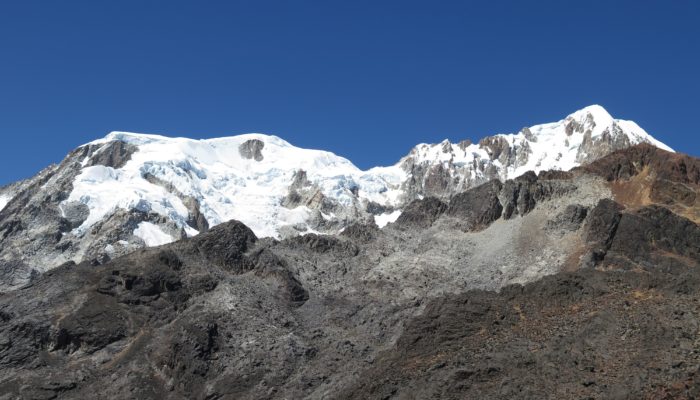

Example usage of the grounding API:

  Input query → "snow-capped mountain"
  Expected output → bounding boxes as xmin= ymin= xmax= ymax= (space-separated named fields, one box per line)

xmin=396 ymin=105 xmax=672 ymax=199
xmin=0 ymin=105 xmax=672 ymax=290
xmin=68 ymin=132 xmax=406 ymax=240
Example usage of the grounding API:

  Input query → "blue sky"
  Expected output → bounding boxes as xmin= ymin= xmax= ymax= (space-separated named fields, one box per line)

xmin=0 ymin=1 xmax=698 ymax=185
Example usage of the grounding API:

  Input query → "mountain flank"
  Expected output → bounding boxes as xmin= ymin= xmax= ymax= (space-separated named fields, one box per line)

xmin=1 ymin=144 xmax=699 ymax=399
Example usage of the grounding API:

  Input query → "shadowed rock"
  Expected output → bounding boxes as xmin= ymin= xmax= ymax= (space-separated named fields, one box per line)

xmin=84 ymin=140 xmax=138 ymax=169
xmin=581 ymin=199 xmax=624 ymax=267
xmin=189 ymin=220 xmax=257 ymax=272
xmin=394 ymin=197 xmax=448 ymax=229
xmin=340 ymin=221 xmax=379 ymax=243
xmin=284 ymin=233 xmax=359 ymax=257
xmin=447 ymin=180 xmax=503 ymax=231
xmin=604 ymin=206 xmax=700 ymax=270
xmin=545 ymin=204 xmax=589 ymax=232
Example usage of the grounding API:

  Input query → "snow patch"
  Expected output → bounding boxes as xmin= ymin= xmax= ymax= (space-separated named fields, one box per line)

xmin=0 ymin=195 xmax=9 ymax=211
xmin=375 ymin=210 xmax=402 ymax=228
xmin=133 ymin=222 xmax=174 ymax=247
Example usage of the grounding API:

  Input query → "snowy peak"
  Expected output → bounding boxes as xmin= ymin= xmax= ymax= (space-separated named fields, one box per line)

xmin=392 ymin=104 xmax=674 ymax=202
xmin=73 ymin=132 xmax=385 ymax=239
xmin=564 ymin=104 xmax=615 ymax=137
xmin=45 ymin=106 xmax=678 ymax=251
xmin=401 ymin=104 xmax=672 ymax=179
xmin=561 ymin=104 xmax=672 ymax=151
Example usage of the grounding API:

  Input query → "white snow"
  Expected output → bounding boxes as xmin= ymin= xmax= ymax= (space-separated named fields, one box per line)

xmin=404 ymin=104 xmax=674 ymax=183
xmin=67 ymin=132 xmax=406 ymax=239
xmin=374 ymin=210 xmax=402 ymax=228
xmin=0 ymin=195 xmax=9 ymax=211
xmin=62 ymin=105 xmax=673 ymax=241
xmin=133 ymin=222 xmax=174 ymax=246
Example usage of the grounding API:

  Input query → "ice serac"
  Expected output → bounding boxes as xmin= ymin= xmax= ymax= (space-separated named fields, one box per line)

xmin=0 ymin=105 xmax=674 ymax=290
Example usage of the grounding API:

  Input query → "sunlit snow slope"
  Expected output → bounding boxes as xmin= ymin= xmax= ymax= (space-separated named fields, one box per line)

xmin=67 ymin=132 xmax=406 ymax=239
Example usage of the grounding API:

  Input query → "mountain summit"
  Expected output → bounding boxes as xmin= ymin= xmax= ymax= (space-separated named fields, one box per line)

xmin=0 ymin=105 xmax=672 ymax=290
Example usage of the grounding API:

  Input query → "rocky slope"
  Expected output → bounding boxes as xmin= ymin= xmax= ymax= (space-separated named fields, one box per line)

xmin=1 ymin=144 xmax=698 ymax=399
xmin=0 ymin=106 xmax=674 ymax=292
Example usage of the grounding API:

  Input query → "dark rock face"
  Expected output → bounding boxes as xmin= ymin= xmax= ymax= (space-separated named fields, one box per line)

xmin=61 ymin=201 xmax=90 ymax=230
xmin=154 ymin=319 xmax=221 ymax=396
xmin=52 ymin=292 xmax=129 ymax=353
xmin=537 ymin=169 xmax=574 ymax=180
xmin=650 ymin=178 xmax=697 ymax=206
xmin=447 ymin=180 xmax=503 ymax=231
xmin=341 ymin=266 xmax=700 ymax=400
xmin=238 ymin=139 xmax=265 ymax=161
xmin=284 ymin=233 xmax=359 ymax=257
xmin=580 ymin=199 xmax=624 ymax=268
xmin=252 ymin=249 xmax=310 ymax=307
xmin=0 ymin=219 xmax=313 ymax=399
xmin=83 ymin=140 xmax=138 ymax=169
xmin=578 ymin=197 xmax=700 ymax=272
xmin=604 ymin=206 xmax=700 ymax=270
xmin=183 ymin=196 xmax=210 ymax=232
xmin=189 ymin=220 xmax=257 ymax=272
xmin=581 ymin=143 xmax=700 ymax=185
xmin=0 ymin=260 xmax=37 ymax=290
xmin=500 ymin=172 xmax=538 ymax=219
xmin=545 ymin=204 xmax=589 ymax=232
xmin=479 ymin=136 xmax=513 ymax=165
xmin=501 ymin=172 xmax=578 ymax=220
xmin=394 ymin=197 xmax=448 ymax=229
xmin=340 ymin=221 xmax=379 ymax=243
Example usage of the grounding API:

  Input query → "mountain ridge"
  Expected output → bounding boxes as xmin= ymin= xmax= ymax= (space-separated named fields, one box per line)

xmin=0 ymin=105 xmax=675 ymax=292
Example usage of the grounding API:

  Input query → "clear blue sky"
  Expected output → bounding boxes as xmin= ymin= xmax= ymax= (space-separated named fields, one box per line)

xmin=0 ymin=1 xmax=698 ymax=185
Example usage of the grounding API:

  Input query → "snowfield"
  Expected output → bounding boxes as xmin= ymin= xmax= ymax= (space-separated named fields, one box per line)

xmin=67 ymin=132 xmax=407 ymax=239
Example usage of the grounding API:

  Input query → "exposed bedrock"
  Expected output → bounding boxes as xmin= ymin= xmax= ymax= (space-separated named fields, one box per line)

xmin=446 ymin=179 xmax=504 ymax=231
xmin=341 ymin=265 xmax=700 ymax=400
xmin=83 ymin=140 xmax=138 ymax=169
xmin=580 ymin=143 xmax=700 ymax=184
xmin=604 ymin=205 xmax=700 ymax=270
xmin=394 ymin=197 xmax=448 ymax=229
xmin=238 ymin=138 xmax=265 ymax=161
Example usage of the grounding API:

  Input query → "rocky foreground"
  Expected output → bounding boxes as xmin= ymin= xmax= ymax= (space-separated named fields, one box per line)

xmin=1 ymin=144 xmax=699 ymax=399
